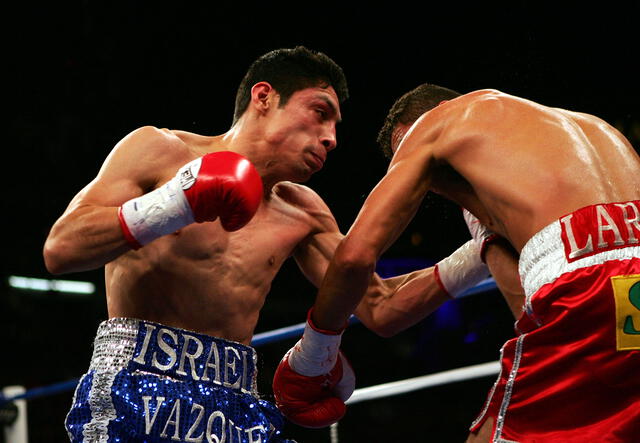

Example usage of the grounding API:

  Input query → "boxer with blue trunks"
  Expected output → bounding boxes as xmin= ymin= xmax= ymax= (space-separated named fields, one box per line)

xmin=67 ymin=318 xmax=293 ymax=442
xmin=46 ymin=49 xmax=477 ymax=441
xmin=43 ymin=47 xmax=352 ymax=442
xmin=470 ymin=201 xmax=640 ymax=441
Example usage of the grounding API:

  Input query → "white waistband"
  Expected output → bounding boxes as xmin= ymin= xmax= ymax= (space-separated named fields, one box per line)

xmin=519 ymin=220 xmax=640 ymax=299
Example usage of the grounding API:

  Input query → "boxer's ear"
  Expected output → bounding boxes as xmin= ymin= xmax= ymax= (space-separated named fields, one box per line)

xmin=251 ymin=82 xmax=276 ymax=114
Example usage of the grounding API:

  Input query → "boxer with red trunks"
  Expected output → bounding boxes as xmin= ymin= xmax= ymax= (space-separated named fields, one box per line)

xmin=273 ymin=84 xmax=640 ymax=441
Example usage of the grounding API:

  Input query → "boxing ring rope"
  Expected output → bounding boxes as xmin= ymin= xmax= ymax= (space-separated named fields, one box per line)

xmin=1 ymin=278 xmax=499 ymax=442
xmin=347 ymin=360 xmax=500 ymax=406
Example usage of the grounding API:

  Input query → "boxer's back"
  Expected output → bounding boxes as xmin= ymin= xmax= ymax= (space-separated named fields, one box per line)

xmin=428 ymin=90 xmax=640 ymax=251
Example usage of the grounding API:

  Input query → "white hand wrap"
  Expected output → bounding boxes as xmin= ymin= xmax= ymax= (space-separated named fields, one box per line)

xmin=463 ymin=209 xmax=499 ymax=262
xmin=119 ymin=176 xmax=195 ymax=247
xmin=435 ymin=239 xmax=490 ymax=298
xmin=287 ymin=320 xmax=343 ymax=377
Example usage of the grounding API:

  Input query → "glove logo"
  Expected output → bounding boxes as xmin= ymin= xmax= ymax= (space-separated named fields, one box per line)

xmin=178 ymin=158 xmax=202 ymax=191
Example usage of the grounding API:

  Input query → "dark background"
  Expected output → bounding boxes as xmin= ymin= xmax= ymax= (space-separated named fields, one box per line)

xmin=2 ymin=2 xmax=638 ymax=442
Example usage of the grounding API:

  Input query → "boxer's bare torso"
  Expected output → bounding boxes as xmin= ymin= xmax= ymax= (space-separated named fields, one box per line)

xmin=105 ymin=136 xmax=339 ymax=343
xmin=48 ymin=127 xmax=343 ymax=344
xmin=44 ymin=85 xmax=351 ymax=345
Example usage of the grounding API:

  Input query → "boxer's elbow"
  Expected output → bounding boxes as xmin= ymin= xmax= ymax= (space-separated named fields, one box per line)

xmin=43 ymin=235 xmax=90 ymax=275
xmin=334 ymin=237 xmax=378 ymax=275
xmin=43 ymin=237 xmax=72 ymax=275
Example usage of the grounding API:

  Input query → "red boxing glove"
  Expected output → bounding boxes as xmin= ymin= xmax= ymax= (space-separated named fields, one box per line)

xmin=273 ymin=350 xmax=353 ymax=428
xmin=119 ymin=151 xmax=262 ymax=249
xmin=272 ymin=312 xmax=355 ymax=428
xmin=179 ymin=151 xmax=263 ymax=230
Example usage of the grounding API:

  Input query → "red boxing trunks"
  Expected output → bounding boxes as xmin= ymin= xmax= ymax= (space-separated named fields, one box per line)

xmin=470 ymin=200 xmax=640 ymax=442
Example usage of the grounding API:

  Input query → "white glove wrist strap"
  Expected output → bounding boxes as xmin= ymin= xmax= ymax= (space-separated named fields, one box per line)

xmin=287 ymin=321 xmax=343 ymax=377
xmin=119 ymin=177 xmax=194 ymax=246
xmin=436 ymin=239 xmax=489 ymax=298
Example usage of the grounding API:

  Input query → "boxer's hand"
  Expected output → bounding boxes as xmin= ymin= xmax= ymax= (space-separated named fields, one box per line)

xmin=118 ymin=151 xmax=262 ymax=248
xmin=434 ymin=239 xmax=490 ymax=298
xmin=272 ymin=311 xmax=355 ymax=428
xmin=462 ymin=209 xmax=498 ymax=262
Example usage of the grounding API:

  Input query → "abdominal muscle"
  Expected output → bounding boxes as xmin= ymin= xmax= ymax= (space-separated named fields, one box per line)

xmin=104 ymin=223 xmax=286 ymax=345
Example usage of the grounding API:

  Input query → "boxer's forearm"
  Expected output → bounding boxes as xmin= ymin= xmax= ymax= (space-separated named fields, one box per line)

xmin=355 ymin=267 xmax=450 ymax=337
xmin=44 ymin=204 xmax=132 ymax=274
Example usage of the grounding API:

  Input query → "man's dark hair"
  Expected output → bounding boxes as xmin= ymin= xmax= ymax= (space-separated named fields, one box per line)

xmin=233 ymin=46 xmax=349 ymax=124
xmin=377 ymin=83 xmax=461 ymax=159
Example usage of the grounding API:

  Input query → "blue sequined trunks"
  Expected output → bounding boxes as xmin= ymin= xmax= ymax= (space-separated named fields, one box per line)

xmin=66 ymin=318 xmax=295 ymax=442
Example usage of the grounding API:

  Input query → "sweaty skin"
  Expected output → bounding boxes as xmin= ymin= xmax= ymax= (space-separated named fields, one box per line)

xmin=424 ymin=90 xmax=640 ymax=250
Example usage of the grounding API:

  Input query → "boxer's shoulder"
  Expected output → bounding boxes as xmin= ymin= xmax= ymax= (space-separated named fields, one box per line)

xmin=272 ymin=182 xmax=330 ymax=212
